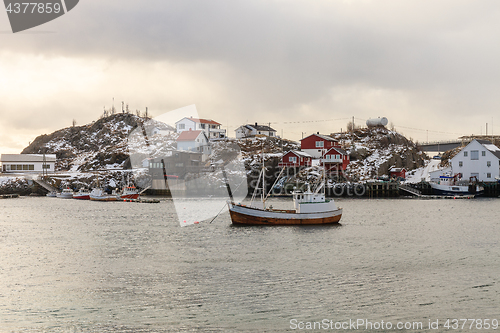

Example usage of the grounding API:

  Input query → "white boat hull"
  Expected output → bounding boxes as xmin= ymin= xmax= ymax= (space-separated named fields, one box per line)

xmin=430 ymin=183 xmax=483 ymax=196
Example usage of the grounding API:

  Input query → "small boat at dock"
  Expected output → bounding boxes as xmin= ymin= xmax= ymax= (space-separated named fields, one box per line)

xmin=119 ymin=185 xmax=140 ymax=200
xmin=430 ymin=174 xmax=483 ymax=196
xmin=56 ymin=188 xmax=74 ymax=199
xmin=73 ymin=188 xmax=90 ymax=200
xmin=89 ymin=188 xmax=118 ymax=201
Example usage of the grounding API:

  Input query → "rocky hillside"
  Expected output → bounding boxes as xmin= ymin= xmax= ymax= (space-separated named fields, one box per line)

xmin=22 ymin=113 xmax=176 ymax=172
xmin=332 ymin=127 xmax=427 ymax=181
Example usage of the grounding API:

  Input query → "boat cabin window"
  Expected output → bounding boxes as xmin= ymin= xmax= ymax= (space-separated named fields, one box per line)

xmin=452 ymin=187 xmax=460 ymax=191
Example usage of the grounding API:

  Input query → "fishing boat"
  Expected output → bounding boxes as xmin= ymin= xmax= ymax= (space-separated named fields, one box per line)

xmin=226 ymin=161 xmax=342 ymax=225
xmin=73 ymin=188 xmax=90 ymax=200
xmin=46 ymin=191 xmax=57 ymax=197
xmin=89 ymin=188 xmax=118 ymax=201
xmin=56 ymin=188 xmax=74 ymax=199
xmin=430 ymin=174 xmax=483 ymax=196
xmin=119 ymin=185 xmax=140 ymax=200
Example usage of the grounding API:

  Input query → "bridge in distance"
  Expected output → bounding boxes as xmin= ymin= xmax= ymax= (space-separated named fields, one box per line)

xmin=419 ymin=136 xmax=500 ymax=152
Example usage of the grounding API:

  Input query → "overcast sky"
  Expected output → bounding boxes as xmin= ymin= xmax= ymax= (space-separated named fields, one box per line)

xmin=1 ymin=0 xmax=500 ymax=153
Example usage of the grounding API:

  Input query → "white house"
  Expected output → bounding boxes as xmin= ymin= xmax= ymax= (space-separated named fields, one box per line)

xmin=235 ymin=123 xmax=277 ymax=138
xmin=175 ymin=117 xmax=226 ymax=140
xmin=450 ymin=139 xmax=500 ymax=181
xmin=176 ymin=129 xmax=211 ymax=156
xmin=1 ymin=154 xmax=56 ymax=173
xmin=149 ymin=123 xmax=175 ymax=136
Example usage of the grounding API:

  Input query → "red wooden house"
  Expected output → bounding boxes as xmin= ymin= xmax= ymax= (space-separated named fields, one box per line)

xmin=278 ymin=151 xmax=313 ymax=168
xmin=389 ymin=167 xmax=406 ymax=179
xmin=300 ymin=133 xmax=341 ymax=158
xmin=321 ymin=147 xmax=350 ymax=171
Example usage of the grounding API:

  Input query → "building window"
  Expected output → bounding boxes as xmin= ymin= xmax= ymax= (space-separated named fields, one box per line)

xmin=29 ymin=165 xmax=34 ymax=170
xmin=316 ymin=141 xmax=324 ymax=148
xmin=487 ymin=173 xmax=491 ymax=178
xmin=482 ymin=151 xmax=486 ymax=156
xmin=487 ymin=161 xmax=491 ymax=167
xmin=459 ymin=161 xmax=463 ymax=167
xmin=178 ymin=124 xmax=185 ymax=130
xmin=464 ymin=151 xmax=468 ymax=157
xmin=289 ymin=156 xmax=297 ymax=163
xmin=471 ymin=150 xmax=479 ymax=160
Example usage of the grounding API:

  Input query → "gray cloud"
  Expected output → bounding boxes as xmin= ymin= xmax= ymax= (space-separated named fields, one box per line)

xmin=2 ymin=0 xmax=500 ymax=143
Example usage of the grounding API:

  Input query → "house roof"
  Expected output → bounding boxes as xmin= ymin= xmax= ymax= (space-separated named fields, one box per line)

xmin=243 ymin=124 xmax=276 ymax=132
xmin=177 ymin=117 xmax=221 ymax=125
xmin=474 ymin=140 xmax=500 ymax=159
xmin=285 ymin=150 xmax=312 ymax=158
xmin=176 ymin=130 xmax=205 ymax=141
xmin=325 ymin=147 xmax=347 ymax=155
xmin=1 ymin=154 xmax=57 ymax=162
xmin=301 ymin=133 xmax=339 ymax=142
xmin=389 ymin=167 xmax=406 ymax=172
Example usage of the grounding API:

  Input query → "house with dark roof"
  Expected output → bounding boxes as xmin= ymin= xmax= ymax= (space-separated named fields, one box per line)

xmin=320 ymin=147 xmax=350 ymax=171
xmin=235 ymin=123 xmax=277 ymax=138
xmin=450 ymin=139 xmax=500 ymax=181
xmin=278 ymin=151 xmax=313 ymax=168
xmin=175 ymin=117 xmax=226 ymax=140
xmin=300 ymin=133 xmax=341 ymax=158
xmin=176 ymin=129 xmax=211 ymax=157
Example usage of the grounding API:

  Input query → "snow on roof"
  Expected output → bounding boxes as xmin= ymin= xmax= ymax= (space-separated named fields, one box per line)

xmin=475 ymin=140 xmax=500 ymax=159
xmin=483 ymin=144 xmax=500 ymax=152
xmin=243 ymin=124 xmax=276 ymax=132
xmin=1 ymin=154 xmax=56 ymax=162
xmin=176 ymin=130 xmax=204 ymax=141
xmin=285 ymin=150 xmax=312 ymax=158
xmin=301 ymin=133 xmax=338 ymax=142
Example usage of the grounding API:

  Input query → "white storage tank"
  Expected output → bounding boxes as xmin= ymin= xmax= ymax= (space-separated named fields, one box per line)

xmin=366 ymin=117 xmax=388 ymax=127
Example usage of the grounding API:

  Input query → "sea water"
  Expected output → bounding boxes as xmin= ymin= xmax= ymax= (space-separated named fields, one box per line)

xmin=0 ymin=197 xmax=499 ymax=332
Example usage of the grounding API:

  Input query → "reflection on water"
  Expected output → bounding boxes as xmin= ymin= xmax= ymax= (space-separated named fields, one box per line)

xmin=0 ymin=197 xmax=499 ymax=332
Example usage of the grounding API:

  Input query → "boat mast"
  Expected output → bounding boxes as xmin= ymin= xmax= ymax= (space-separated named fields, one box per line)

xmin=261 ymin=148 xmax=266 ymax=207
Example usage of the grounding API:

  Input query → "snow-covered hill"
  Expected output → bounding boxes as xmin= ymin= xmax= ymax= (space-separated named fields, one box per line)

xmin=331 ymin=127 xmax=427 ymax=181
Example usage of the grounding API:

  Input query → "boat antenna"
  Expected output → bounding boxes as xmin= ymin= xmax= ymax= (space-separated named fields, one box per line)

xmin=265 ymin=166 xmax=285 ymax=201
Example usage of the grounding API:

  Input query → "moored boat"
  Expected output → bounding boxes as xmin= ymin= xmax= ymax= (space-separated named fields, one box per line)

xmin=89 ymin=188 xmax=118 ymax=201
xmin=430 ymin=175 xmax=483 ymax=196
xmin=120 ymin=185 xmax=140 ymax=200
xmin=228 ymin=188 xmax=342 ymax=225
xmin=73 ymin=188 xmax=90 ymax=200
xmin=56 ymin=188 xmax=74 ymax=199
xmin=46 ymin=191 xmax=57 ymax=197
xmin=226 ymin=160 xmax=342 ymax=225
